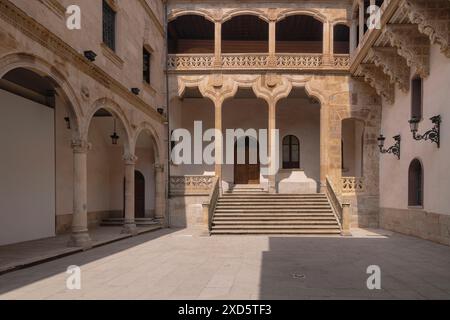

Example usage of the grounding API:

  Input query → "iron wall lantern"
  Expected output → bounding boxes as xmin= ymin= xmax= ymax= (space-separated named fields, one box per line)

xmin=409 ymin=115 xmax=441 ymax=148
xmin=378 ymin=134 xmax=401 ymax=160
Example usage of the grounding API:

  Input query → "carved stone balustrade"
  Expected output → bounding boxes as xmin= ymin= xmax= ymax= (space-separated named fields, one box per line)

xmin=167 ymin=53 xmax=350 ymax=72
xmin=170 ymin=175 xmax=215 ymax=195
xmin=341 ymin=177 xmax=366 ymax=194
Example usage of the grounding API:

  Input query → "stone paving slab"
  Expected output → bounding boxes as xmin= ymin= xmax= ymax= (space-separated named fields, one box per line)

xmin=0 ymin=226 xmax=161 ymax=275
xmin=0 ymin=228 xmax=449 ymax=300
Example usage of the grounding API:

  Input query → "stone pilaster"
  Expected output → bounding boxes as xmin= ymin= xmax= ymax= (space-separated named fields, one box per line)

xmin=154 ymin=163 xmax=166 ymax=223
xmin=68 ymin=139 xmax=92 ymax=248
xmin=323 ymin=21 xmax=332 ymax=65
xmin=214 ymin=21 xmax=222 ymax=68
xmin=122 ymin=153 xmax=138 ymax=235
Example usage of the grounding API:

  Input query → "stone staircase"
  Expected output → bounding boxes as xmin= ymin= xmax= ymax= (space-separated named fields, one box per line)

xmin=211 ymin=185 xmax=341 ymax=235
xmin=100 ymin=217 xmax=160 ymax=227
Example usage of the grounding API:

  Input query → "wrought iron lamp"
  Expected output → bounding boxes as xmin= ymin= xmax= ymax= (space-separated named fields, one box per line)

xmin=110 ymin=118 xmax=120 ymax=145
xmin=409 ymin=115 xmax=441 ymax=148
xmin=377 ymin=134 xmax=401 ymax=160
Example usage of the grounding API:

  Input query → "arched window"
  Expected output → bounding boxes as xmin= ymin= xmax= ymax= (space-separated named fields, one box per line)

xmin=282 ymin=135 xmax=300 ymax=169
xmin=408 ymin=159 xmax=423 ymax=207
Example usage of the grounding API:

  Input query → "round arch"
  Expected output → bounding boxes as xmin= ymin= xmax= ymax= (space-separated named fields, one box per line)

xmin=84 ymin=98 xmax=133 ymax=153
xmin=221 ymin=9 xmax=269 ymax=23
xmin=133 ymin=121 xmax=164 ymax=165
xmin=0 ymin=52 xmax=83 ymax=137
xmin=168 ymin=10 xmax=216 ymax=23
xmin=276 ymin=9 xmax=327 ymax=23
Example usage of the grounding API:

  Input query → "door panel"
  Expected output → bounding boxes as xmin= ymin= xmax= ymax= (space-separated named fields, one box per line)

xmin=234 ymin=138 xmax=260 ymax=184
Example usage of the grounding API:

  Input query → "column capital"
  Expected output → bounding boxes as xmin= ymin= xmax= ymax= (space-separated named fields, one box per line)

xmin=154 ymin=163 xmax=165 ymax=172
xmin=123 ymin=153 xmax=138 ymax=165
xmin=71 ymin=139 xmax=91 ymax=154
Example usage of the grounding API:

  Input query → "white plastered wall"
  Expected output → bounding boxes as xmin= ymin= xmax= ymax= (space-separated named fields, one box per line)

xmin=380 ymin=44 xmax=450 ymax=215
xmin=0 ymin=89 xmax=55 ymax=245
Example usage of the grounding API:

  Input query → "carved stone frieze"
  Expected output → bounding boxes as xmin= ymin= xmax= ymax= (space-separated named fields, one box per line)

xmin=383 ymin=24 xmax=430 ymax=78
xmin=359 ymin=64 xmax=395 ymax=104
xmin=402 ymin=0 xmax=450 ymax=58
xmin=370 ymin=47 xmax=411 ymax=92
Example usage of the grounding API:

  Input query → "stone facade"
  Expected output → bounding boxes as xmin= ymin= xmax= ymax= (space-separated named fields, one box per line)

xmin=0 ymin=0 xmax=449 ymax=247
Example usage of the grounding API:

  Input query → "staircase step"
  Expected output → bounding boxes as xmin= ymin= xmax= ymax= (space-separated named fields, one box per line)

xmin=215 ymin=210 xmax=333 ymax=214
xmin=211 ymin=192 xmax=340 ymax=236
xmin=214 ymin=216 xmax=337 ymax=221
xmin=215 ymin=210 xmax=334 ymax=217
xmin=211 ymin=229 xmax=342 ymax=235
xmin=213 ymin=221 xmax=339 ymax=226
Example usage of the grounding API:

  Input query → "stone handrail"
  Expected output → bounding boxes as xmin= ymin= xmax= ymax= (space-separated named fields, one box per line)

xmin=169 ymin=175 xmax=215 ymax=195
xmin=341 ymin=177 xmax=365 ymax=194
xmin=167 ymin=53 xmax=350 ymax=71
xmin=326 ymin=176 xmax=351 ymax=236
xmin=202 ymin=176 xmax=220 ymax=234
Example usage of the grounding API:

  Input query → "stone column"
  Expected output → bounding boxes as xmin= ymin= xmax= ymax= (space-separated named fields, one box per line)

xmin=268 ymin=100 xmax=277 ymax=193
xmin=359 ymin=1 xmax=365 ymax=44
xmin=154 ymin=163 xmax=166 ymax=223
xmin=122 ymin=153 xmax=138 ymax=235
xmin=323 ymin=21 xmax=332 ymax=65
xmin=68 ymin=139 xmax=92 ymax=248
xmin=350 ymin=19 xmax=357 ymax=53
xmin=214 ymin=100 xmax=223 ymax=185
xmin=214 ymin=21 xmax=222 ymax=68
xmin=269 ymin=20 xmax=276 ymax=56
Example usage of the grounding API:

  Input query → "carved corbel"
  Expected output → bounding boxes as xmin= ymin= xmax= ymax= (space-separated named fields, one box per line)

xmin=370 ymin=47 xmax=411 ymax=92
xmin=402 ymin=0 xmax=450 ymax=58
xmin=383 ymin=24 xmax=430 ymax=78
xmin=359 ymin=64 xmax=395 ymax=104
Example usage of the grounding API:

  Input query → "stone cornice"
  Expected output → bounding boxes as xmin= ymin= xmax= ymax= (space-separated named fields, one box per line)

xmin=138 ymin=0 xmax=165 ymax=37
xmin=0 ymin=0 xmax=166 ymax=124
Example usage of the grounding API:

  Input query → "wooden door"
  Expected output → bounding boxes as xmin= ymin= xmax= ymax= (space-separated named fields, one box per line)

xmin=234 ymin=137 xmax=260 ymax=184
xmin=134 ymin=171 xmax=146 ymax=218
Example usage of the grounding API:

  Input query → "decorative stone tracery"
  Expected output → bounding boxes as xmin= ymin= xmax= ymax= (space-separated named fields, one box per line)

xmin=383 ymin=24 xmax=430 ymax=78
xmin=370 ymin=47 xmax=411 ymax=92
xmin=359 ymin=64 xmax=395 ymax=104
xmin=403 ymin=0 xmax=450 ymax=58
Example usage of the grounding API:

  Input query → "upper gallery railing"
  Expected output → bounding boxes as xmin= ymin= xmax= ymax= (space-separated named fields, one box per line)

xmin=167 ymin=53 xmax=350 ymax=72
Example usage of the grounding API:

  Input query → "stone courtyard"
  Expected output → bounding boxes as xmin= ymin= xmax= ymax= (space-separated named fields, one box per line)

xmin=1 ymin=229 xmax=449 ymax=300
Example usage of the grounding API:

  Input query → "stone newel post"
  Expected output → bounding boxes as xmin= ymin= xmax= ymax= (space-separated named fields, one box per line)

xmin=122 ymin=153 xmax=138 ymax=235
xmin=69 ymin=139 xmax=92 ymax=248
xmin=341 ymin=203 xmax=352 ymax=236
